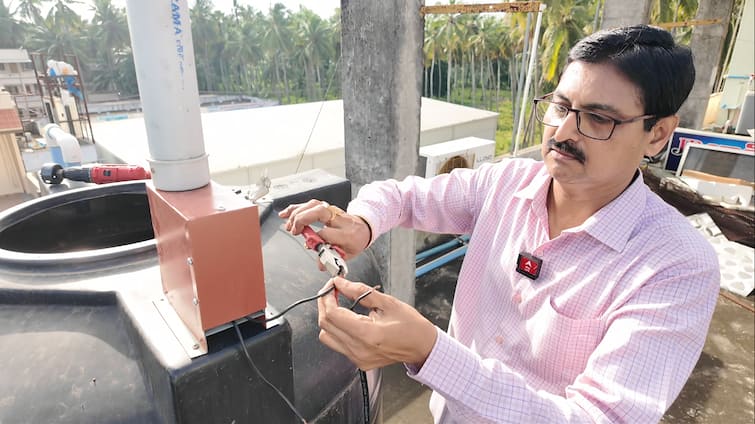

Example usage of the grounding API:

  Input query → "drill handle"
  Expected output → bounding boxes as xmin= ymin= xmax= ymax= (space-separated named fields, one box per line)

xmin=61 ymin=166 xmax=92 ymax=183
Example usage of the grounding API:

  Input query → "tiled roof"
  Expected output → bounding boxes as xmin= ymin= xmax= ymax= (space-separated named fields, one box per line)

xmin=0 ymin=108 xmax=22 ymax=132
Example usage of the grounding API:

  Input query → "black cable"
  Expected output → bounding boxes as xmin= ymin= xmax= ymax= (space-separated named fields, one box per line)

xmin=348 ymin=286 xmax=378 ymax=424
xmin=257 ymin=285 xmax=335 ymax=322
xmin=249 ymin=283 xmax=379 ymax=424
xmin=232 ymin=321 xmax=308 ymax=424
xmin=349 ymin=285 xmax=380 ymax=311
xmin=359 ymin=370 xmax=370 ymax=424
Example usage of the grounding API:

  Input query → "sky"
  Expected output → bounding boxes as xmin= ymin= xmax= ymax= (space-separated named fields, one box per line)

xmin=69 ymin=0 xmax=341 ymax=21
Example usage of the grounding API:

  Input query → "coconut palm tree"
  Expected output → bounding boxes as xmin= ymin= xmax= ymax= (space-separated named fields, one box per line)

xmin=424 ymin=15 xmax=443 ymax=97
xmin=651 ymin=0 xmax=699 ymax=42
xmin=48 ymin=0 xmax=83 ymax=32
xmin=225 ymin=7 xmax=264 ymax=93
xmin=26 ymin=13 xmax=84 ymax=60
xmin=14 ymin=0 xmax=43 ymax=24
xmin=539 ymin=0 xmax=591 ymax=85
xmin=0 ymin=0 xmax=26 ymax=48
xmin=88 ymin=0 xmax=129 ymax=92
xmin=292 ymin=8 xmax=333 ymax=100
xmin=190 ymin=0 xmax=221 ymax=91
xmin=263 ymin=3 xmax=294 ymax=103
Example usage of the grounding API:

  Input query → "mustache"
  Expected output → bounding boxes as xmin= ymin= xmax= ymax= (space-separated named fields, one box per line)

xmin=547 ymin=138 xmax=586 ymax=164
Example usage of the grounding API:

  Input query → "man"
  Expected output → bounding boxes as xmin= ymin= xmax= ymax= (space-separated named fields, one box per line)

xmin=280 ymin=25 xmax=719 ymax=423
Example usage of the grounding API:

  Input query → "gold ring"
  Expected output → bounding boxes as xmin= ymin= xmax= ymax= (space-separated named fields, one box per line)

xmin=325 ymin=205 xmax=345 ymax=226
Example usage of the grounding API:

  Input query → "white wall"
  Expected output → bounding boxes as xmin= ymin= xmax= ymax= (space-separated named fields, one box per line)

xmin=719 ymin=0 xmax=754 ymax=117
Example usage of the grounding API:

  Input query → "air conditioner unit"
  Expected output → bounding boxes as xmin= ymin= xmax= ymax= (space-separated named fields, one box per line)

xmin=419 ymin=136 xmax=495 ymax=178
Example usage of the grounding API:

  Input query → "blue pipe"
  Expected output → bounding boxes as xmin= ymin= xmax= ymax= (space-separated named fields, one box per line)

xmin=415 ymin=245 xmax=468 ymax=278
xmin=415 ymin=235 xmax=470 ymax=263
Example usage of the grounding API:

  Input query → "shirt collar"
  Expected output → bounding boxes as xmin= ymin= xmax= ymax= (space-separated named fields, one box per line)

xmin=513 ymin=166 xmax=647 ymax=252
xmin=580 ymin=170 xmax=647 ymax=252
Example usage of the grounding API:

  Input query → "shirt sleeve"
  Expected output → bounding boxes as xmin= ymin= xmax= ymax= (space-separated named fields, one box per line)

xmin=408 ymin=258 xmax=720 ymax=423
xmin=346 ymin=162 xmax=505 ymax=244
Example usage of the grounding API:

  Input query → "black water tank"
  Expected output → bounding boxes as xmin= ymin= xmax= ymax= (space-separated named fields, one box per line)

xmin=0 ymin=175 xmax=381 ymax=423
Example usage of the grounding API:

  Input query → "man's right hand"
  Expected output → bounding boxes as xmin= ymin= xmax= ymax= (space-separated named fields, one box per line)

xmin=278 ymin=199 xmax=371 ymax=260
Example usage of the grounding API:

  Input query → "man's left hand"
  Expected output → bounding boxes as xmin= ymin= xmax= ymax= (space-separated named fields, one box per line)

xmin=317 ymin=277 xmax=438 ymax=371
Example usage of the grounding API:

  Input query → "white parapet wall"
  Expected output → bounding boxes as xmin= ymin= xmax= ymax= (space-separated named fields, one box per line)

xmin=91 ymin=98 xmax=499 ymax=187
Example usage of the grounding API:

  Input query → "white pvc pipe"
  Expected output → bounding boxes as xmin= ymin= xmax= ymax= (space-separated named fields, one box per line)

xmin=44 ymin=123 xmax=82 ymax=167
xmin=513 ymin=5 xmax=545 ymax=158
xmin=124 ymin=0 xmax=210 ymax=191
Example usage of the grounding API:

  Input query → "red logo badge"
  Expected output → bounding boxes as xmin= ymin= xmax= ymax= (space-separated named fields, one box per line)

xmin=516 ymin=252 xmax=543 ymax=280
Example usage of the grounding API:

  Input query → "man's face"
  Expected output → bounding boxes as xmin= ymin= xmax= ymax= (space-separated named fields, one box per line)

xmin=540 ymin=61 xmax=659 ymax=192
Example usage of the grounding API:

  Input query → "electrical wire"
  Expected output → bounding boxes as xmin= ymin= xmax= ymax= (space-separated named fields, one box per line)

xmin=349 ymin=285 xmax=380 ymax=311
xmin=294 ymin=55 xmax=342 ymax=174
xmin=257 ymin=285 xmax=335 ymax=322
xmin=247 ymin=283 xmax=379 ymax=424
xmin=233 ymin=321 xmax=308 ymax=424
xmin=359 ymin=369 xmax=370 ymax=424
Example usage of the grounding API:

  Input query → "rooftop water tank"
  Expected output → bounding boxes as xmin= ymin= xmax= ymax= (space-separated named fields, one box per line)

xmin=0 ymin=171 xmax=381 ymax=423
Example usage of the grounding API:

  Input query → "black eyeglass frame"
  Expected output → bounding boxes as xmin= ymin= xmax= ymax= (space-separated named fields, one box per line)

xmin=532 ymin=93 xmax=657 ymax=141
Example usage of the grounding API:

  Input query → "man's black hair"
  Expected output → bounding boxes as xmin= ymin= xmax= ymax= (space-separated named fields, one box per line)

xmin=567 ymin=24 xmax=695 ymax=130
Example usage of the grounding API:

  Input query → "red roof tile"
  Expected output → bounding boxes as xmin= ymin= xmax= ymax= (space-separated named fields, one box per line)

xmin=0 ymin=109 xmax=22 ymax=132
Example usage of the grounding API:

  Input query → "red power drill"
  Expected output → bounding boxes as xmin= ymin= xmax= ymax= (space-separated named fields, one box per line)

xmin=40 ymin=163 xmax=151 ymax=185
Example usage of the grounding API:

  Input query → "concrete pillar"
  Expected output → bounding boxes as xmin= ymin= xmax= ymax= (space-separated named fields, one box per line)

xmin=678 ymin=0 xmax=735 ymax=129
xmin=600 ymin=0 xmax=651 ymax=29
xmin=340 ymin=0 xmax=423 ymax=304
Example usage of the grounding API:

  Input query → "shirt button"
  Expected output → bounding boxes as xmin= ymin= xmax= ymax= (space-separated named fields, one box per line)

xmin=512 ymin=291 xmax=522 ymax=304
xmin=495 ymin=335 xmax=504 ymax=345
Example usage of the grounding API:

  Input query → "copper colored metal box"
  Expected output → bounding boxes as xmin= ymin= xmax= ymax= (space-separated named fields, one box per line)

xmin=147 ymin=181 xmax=266 ymax=354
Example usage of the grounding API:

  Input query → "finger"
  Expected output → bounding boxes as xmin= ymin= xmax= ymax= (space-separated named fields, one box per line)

xmin=289 ymin=201 xmax=334 ymax=234
xmin=317 ymin=279 xmax=337 ymax=296
xmin=318 ymin=329 xmax=352 ymax=357
xmin=318 ymin=278 xmax=340 ymax=322
xmin=277 ymin=203 xmax=302 ymax=219
xmin=318 ymin=289 xmax=366 ymax=345
xmin=331 ymin=277 xmax=390 ymax=311
xmin=316 ymin=215 xmax=370 ymax=258
xmin=283 ymin=199 xmax=322 ymax=232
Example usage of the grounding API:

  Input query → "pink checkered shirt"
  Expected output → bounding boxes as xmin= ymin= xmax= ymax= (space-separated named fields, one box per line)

xmin=347 ymin=159 xmax=720 ymax=423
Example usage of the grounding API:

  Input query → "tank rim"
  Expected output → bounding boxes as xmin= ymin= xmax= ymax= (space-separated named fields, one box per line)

xmin=0 ymin=181 xmax=155 ymax=266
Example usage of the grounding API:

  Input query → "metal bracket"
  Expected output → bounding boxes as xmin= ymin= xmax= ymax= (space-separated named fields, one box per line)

xmin=153 ymin=297 xmax=206 ymax=359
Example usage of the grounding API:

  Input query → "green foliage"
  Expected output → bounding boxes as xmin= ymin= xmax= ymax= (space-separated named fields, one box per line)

xmin=496 ymin=98 xmax=515 ymax=155
xmin=5 ymin=0 xmax=729 ymax=153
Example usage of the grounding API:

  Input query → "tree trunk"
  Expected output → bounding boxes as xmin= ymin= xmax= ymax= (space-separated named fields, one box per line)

xmin=470 ymin=51 xmax=476 ymax=107
xmin=282 ymin=65 xmax=291 ymax=103
xmin=274 ymin=57 xmax=283 ymax=104
xmin=496 ymin=58 xmax=501 ymax=109
xmin=460 ymin=59 xmax=466 ymax=104
xmin=430 ymin=56 xmax=435 ymax=97
xmin=678 ymin=0 xmax=735 ymax=129
xmin=447 ymin=53 xmax=452 ymax=102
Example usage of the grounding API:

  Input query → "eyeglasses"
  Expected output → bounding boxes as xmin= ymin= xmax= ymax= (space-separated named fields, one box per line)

xmin=533 ymin=93 xmax=656 ymax=140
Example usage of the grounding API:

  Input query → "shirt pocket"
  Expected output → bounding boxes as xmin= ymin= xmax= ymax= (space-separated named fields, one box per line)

xmin=525 ymin=297 xmax=605 ymax=386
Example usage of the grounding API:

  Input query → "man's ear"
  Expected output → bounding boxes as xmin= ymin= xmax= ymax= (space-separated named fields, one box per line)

xmin=645 ymin=115 xmax=679 ymax=157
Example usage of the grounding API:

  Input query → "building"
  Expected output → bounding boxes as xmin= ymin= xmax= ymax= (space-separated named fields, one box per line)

xmin=0 ymin=88 xmax=36 ymax=196
xmin=0 ymin=49 xmax=44 ymax=123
